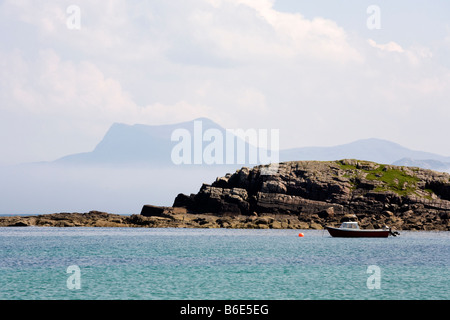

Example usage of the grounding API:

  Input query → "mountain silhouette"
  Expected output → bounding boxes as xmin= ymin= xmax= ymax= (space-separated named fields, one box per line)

xmin=55 ymin=118 xmax=262 ymax=167
xmin=55 ymin=118 xmax=450 ymax=170
xmin=2 ymin=118 xmax=449 ymax=215
xmin=280 ymin=138 xmax=450 ymax=165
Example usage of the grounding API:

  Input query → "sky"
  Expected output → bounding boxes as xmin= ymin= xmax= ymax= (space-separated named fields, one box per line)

xmin=1 ymin=0 xmax=450 ymax=165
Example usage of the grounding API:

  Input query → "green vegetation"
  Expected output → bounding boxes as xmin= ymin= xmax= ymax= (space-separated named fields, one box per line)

xmin=338 ymin=162 xmax=361 ymax=171
xmin=367 ymin=167 xmax=420 ymax=195
xmin=337 ymin=160 xmax=421 ymax=196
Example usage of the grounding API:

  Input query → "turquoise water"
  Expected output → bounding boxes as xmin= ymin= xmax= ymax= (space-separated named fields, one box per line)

xmin=0 ymin=227 xmax=448 ymax=300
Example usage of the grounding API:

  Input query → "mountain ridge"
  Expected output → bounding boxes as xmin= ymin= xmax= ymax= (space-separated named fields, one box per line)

xmin=54 ymin=118 xmax=450 ymax=172
xmin=280 ymin=137 xmax=450 ymax=165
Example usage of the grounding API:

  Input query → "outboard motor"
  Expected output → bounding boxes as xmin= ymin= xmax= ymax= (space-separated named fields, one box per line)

xmin=384 ymin=225 xmax=400 ymax=237
xmin=389 ymin=227 xmax=400 ymax=237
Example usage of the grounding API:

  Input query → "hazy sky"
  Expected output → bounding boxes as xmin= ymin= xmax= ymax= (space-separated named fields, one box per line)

xmin=1 ymin=0 xmax=450 ymax=165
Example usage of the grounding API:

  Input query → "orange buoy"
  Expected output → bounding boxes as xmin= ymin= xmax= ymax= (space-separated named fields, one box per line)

xmin=298 ymin=233 xmax=304 ymax=237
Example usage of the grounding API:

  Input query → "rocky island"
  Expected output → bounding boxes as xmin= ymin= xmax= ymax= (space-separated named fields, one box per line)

xmin=1 ymin=159 xmax=450 ymax=230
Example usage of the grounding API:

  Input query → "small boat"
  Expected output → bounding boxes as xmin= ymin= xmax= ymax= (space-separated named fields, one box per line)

xmin=326 ymin=221 xmax=399 ymax=238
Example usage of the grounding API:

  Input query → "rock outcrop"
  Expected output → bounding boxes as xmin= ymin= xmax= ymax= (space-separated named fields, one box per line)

xmin=0 ymin=210 xmax=310 ymax=230
xmin=171 ymin=159 xmax=450 ymax=230
xmin=2 ymin=160 xmax=449 ymax=230
xmin=0 ymin=211 xmax=130 ymax=228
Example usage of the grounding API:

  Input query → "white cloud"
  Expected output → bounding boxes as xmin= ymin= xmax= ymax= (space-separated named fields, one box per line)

xmin=0 ymin=0 xmax=450 ymax=164
xmin=367 ymin=39 xmax=434 ymax=67
xmin=0 ymin=48 xmax=213 ymax=163
xmin=1 ymin=0 xmax=66 ymax=35
xmin=184 ymin=0 xmax=363 ymax=65
xmin=2 ymin=0 xmax=362 ymax=65
xmin=368 ymin=39 xmax=404 ymax=53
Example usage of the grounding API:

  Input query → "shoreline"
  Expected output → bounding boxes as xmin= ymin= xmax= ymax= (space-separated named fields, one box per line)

xmin=0 ymin=209 xmax=449 ymax=231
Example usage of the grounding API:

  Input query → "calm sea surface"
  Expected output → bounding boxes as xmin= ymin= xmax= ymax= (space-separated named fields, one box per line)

xmin=0 ymin=227 xmax=448 ymax=300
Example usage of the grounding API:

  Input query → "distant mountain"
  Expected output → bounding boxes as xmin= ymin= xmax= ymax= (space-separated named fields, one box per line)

xmin=56 ymin=118 xmax=450 ymax=172
xmin=56 ymin=119 xmax=197 ymax=165
xmin=279 ymin=138 xmax=450 ymax=165
xmin=3 ymin=118 xmax=450 ymax=215
xmin=55 ymin=118 xmax=244 ymax=166
xmin=392 ymin=158 xmax=450 ymax=172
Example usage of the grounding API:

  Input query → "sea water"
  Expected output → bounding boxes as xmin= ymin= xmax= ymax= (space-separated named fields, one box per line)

xmin=0 ymin=227 xmax=448 ymax=300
